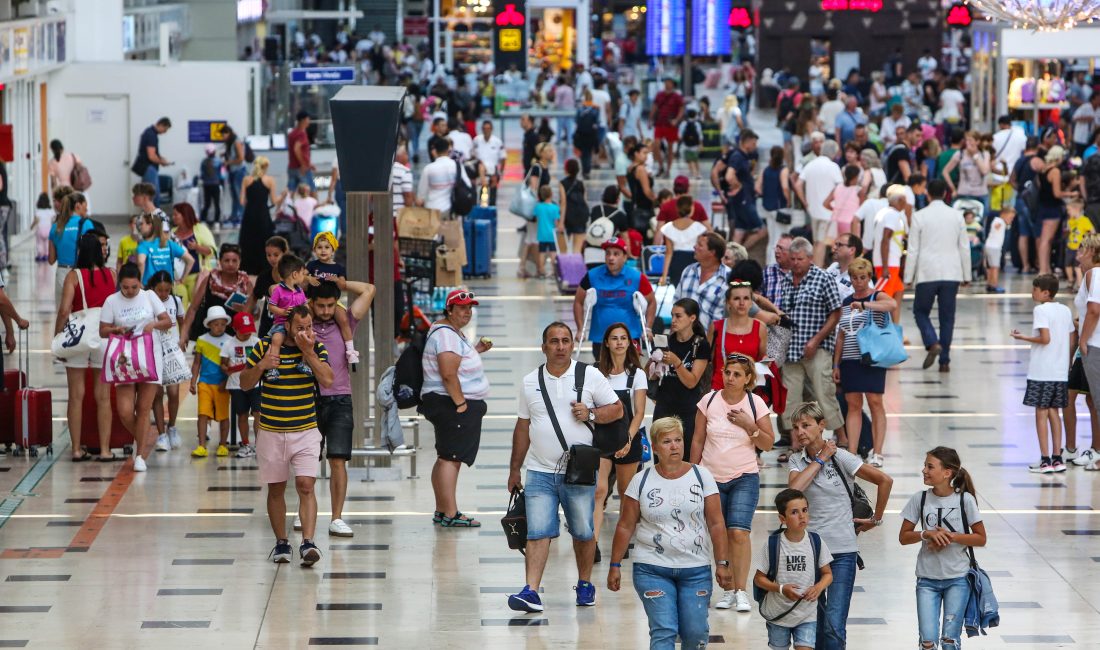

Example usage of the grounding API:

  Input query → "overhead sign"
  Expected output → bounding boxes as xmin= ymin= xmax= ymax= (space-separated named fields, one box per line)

xmin=188 ymin=120 xmax=229 ymax=144
xmin=820 ymin=0 xmax=883 ymax=10
xmin=692 ymin=0 xmax=731 ymax=55
xmin=404 ymin=16 xmax=430 ymax=36
xmin=946 ymin=2 xmax=972 ymax=27
xmin=728 ymin=6 xmax=753 ymax=29
xmin=493 ymin=0 xmax=527 ymax=73
xmin=289 ymin=66 xmax=356 ymax=85
xmin=647 ymin=0 xmax=686 ymax=56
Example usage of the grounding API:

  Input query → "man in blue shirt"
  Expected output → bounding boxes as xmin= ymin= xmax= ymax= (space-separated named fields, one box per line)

xmin=835 ymin=97 xmax=867 ymax=147
xmin=714 ymin=129 xmax=765 ymax=248
xmin=572 ymin=237 xmax=655 ymax=358
xmin=131 ymin=117 xmax=172 ymax=205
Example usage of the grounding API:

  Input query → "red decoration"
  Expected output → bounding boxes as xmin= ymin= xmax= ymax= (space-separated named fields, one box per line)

xmin=495 ymin=3 xmax=524 ymax=26
xmin=946 ymin=3 xmax=972 ymax=27
xmin=820 ymin=0 xmax=882 ymax=10
xmin=728 ymin=6 xmax=752 ymax=28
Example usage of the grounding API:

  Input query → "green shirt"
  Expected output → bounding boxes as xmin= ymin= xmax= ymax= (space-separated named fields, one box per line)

xmin=936 ymin=147 xmax=960 ymax=185
xmin=246 ymin=337 xmax=328 ymax=433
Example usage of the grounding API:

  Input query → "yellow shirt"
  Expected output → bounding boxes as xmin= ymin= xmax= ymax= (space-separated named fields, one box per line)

xmin=1068 ymin=216 xmax=1095 ymax=251
xmin=117 ymin=234 xmax=139 ymax=266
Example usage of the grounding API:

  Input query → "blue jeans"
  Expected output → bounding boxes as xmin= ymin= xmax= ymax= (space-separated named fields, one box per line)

xmin=407 ymin=120 xmax=424 ymax=160
xmin=817 ymin=551 xmax=858 ymax=650
xmin=632 ymin=562 xmax=712 ymax=650
xmin=556 ymin=116 xmax=574 ymax=144
xmin=913 ymin=281 xmax=959 ymax=366
xmin=287 ymin=168 xmax=315 ymax=193
xmin=916 ymin=576 xmax=969 ymax=648
xmin=228 ymin=165 xmax=246 ymax=221
xmin=767 ymin=620 xmax=816 ymax=648
xmin=142 ymin=165 xmax=161 ymax=205
xmin=716 ymin=472 xmax=760 ymax=531
xmin=524 ymin=469 xmax=595 ymax=541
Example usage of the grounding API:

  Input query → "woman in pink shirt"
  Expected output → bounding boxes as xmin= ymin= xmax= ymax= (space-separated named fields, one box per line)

xmin=690 ymin=353 xmax=774 ymax=612
xmin=823 ymin=164 xmax=864 ymax=240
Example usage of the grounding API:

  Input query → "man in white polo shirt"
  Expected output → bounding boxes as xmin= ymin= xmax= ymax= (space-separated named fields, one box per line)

xmin=471 ymin=120 xmax=504 ymax=205
xmin=506 ymin=322 xmax=623 ymax=613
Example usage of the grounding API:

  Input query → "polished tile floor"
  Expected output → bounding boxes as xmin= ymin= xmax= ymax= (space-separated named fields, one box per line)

xmin=2 ymin=139 xmax=1099 ymax=649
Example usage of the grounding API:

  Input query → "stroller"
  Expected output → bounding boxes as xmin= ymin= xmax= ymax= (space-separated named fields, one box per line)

xmin=953 ymin=198 xmax=986 ymax=281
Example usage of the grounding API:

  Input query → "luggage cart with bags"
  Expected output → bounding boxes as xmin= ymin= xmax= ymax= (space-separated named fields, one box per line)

xmin=399 ymin=237 xmax=440 ymax=316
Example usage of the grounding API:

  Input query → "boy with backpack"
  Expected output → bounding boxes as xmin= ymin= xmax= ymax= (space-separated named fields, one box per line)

xmin=753 ymin=488 xmax=834 ymax=650
xmin=678 ymin=109 xmax=704 ymax=179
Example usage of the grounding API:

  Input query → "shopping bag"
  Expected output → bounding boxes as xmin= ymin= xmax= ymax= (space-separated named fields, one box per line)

xmin=101 ymin=332 xmax=160 ymax=385
xmin=158 ymin=340 xmax=191 ymax=386
xmin=397 ymin=206 xmax=441 ymax=240
xmin=508 ymin=183 xmax=538 ymax=221
xmin=50 ymin=272 xmax=102 ymax=359
xmin=438 ymin=218 xmax=468 ymax=267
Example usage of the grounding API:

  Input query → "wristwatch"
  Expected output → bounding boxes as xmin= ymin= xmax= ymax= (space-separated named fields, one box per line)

xmin=587 ymin=410 xmax=596 ymax=423
xmin=872 ymin=518 xmax=883 ymax=527
xmin=717 ymin=560 xmax=730 ymax=567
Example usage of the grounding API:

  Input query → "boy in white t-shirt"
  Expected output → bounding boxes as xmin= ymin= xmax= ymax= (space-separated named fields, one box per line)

xmin=220 ymin=312 xmax=260 ymax=458
xmin=983 ymin=206 xmax=1014 ymax=293
xmin=1011 ymin=274 xmax=1075 ymax=473
xmin=753 ymin=488 xmax=834 ymax=650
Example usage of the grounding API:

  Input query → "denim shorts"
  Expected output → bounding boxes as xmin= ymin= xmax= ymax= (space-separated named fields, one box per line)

xmin=767 ymin=619 xmax=816 ymax=649
xmin=717 ymin=472 xmax=760 ymax=531
xmin=317 ymin=395 xmax=354 ymax=460
xmin=729 ymin=200 xmax=764 ymax=232
xmin=525 ymin=469 xmax=596 ymax=541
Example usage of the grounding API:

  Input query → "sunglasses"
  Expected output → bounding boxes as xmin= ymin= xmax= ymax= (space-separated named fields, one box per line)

xmin=448 ymin=291 xmax=476 ymax=303
xmin=725 ymin=352 xmax=753 ymax=361
xmin=729 ymin=280 xmax=752 ymax=288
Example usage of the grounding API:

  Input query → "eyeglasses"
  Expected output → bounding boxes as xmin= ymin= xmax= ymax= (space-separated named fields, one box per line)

xmin=448 ymin=291 xmax=476 ymax=303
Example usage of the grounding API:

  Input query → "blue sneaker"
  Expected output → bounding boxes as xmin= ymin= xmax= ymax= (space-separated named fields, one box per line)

xmin=269 ymin=539 xmax=292 ymax=564
xmin=507 ymin=585 xmax=544 ymax=613
xmin=574 ymin=580 xmax=596 ymax=606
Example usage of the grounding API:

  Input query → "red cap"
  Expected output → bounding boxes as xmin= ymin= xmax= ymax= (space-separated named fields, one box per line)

xmin=673 ymin=175 xmax=691 ymax=193
xmin=601 ymin=237 xmax=628 ymax=252
xmin=445 ymin=289 xmax=479 ymax=307
xmin=232 ymin=311 xmax=257 ymax=335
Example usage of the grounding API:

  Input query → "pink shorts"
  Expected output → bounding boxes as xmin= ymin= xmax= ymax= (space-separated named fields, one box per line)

xmin=257 ymin=427 xmax=321 ymax=485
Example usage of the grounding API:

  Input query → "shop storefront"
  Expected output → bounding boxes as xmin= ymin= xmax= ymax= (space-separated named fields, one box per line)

xmin=436 ymin=0 xmax=589 ymax=72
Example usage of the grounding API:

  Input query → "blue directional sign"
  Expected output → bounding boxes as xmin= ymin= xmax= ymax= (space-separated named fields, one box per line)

xmin=289 ymin=66 xmax=356 ymax=85
xmin=187 ymin=120 xmax=228 ymax=143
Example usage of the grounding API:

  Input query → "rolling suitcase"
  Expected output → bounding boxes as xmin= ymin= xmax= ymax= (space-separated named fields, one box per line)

xmin=468 ymin=206 xmax=498 ymax=256
xmin=463 ymin=218 xmax=492 ymax=278
xmin=12 ymin=330 xmax=52 ymax=456
xmin=79 ymin=368 xmax=133 ymax=455
xmin=0 ymin=365 xmax=24 ymax=450
xmin=555 ymin=236 xmax=587 ymax=295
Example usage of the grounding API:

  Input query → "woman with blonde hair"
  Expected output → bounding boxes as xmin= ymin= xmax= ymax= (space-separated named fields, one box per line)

xmin=239 ymin=155 xmax=278 ymax=276
xmin=1033 ymin=145 xmax=1078 ymax=274
xmin=718 ymin=94 xmax=744 ymax=152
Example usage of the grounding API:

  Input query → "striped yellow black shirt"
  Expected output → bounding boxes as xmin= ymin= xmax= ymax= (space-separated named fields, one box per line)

xmin=246 ymin=337 xmax=329 ymax=433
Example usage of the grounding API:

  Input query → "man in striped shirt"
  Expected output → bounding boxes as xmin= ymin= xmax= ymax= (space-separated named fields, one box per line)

xmin=241 ymin=305 xmax=334 ymax=567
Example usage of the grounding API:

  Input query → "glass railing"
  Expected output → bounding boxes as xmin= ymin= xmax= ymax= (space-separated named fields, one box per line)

xmin=0 ymin=13 xmax=70 ymax=82
xmin=122 ymin=3 xmax=189 ymax=55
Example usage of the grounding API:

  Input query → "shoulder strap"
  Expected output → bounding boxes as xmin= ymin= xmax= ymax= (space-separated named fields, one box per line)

xmin=638 ymin=467 xmax=652 ymax=494
xmin=706 ymin=389 xmax=720 ymax=409
xmin=623 ymin=370 xmax=635 ymax=422
xmin=810 ymin=532 xmax=823 ymax=584
xmin=919 ymin=489 xmax=928 ymax=530
xmin=691 ymin=464 xmax=703 ymax=489
xmin=537 ymin=365 xmax=571 ymax=454
xmin=747 ymin=392 xmax=758 ymax=421
xmin=831 ymin=456 xmax=856 ymax=503
xmin=959 ymin=491 xmax=977 ymax=568
xmin=75 ymin=268 xmax=89 ymax=310
xmin=766 ymin=530 xmax=781 ymax=582
xmin=574 ymin=362 xmax=586 ymax=403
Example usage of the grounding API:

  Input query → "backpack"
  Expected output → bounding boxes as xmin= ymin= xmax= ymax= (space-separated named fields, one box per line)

xmin=884 ymin=143 xmax=909 ymax=185
xmin=752 ymin=529 xmax=825 ymax=621
xmin=576 ymin=106 xmax=599 ymax=136
xmin=393 ymin=325 xmax=455 ymax=409
xmin=682 ymin=120 xmax=701 ymax=147
xmin=1083 ymin=154 xmax=1100 ymax=201
xmin=243 ymin=140 xmax=256 ymax=164
xmin=776 ymin=90 xmax=797 ymax=125
xmin=1020 ymin=178 xmax=1040 ymax=214
xmin=450 ymin=158 xmax=476 ymax=216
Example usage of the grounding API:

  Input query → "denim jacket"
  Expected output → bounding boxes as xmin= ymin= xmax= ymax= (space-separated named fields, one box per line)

xmin=962 ymin=565 xmax=1000 ymax=637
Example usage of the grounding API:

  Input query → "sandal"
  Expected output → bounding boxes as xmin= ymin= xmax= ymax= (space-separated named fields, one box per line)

xmin=440 ymin=512 xmax=481 ymax=528
xmin=432 ymin=511 xmax=444 ymax=525
xmin=776 ymin=452 xmax=790 ymax=464
xmin=71 ymin=451 xmax=93 ymax=462
xmin=95 ymin=453 xmax=121 ymax=462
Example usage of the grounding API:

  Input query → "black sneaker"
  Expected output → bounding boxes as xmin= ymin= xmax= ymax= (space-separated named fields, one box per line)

xmin=300 ymin=539 xmax=322 ymax=567
xmin=269 ymin=539 xmax=292 ymax=563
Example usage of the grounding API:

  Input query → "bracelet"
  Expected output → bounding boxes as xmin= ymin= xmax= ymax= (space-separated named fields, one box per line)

xmin=814 ymin=456 xmax=826 ymax=467
xmin=455 ymin=401 xmax=467 ymax=408
xmin=777 ymin=583 xmax=787 ymax=596
xmin=609 ymin=562 xmax=622 ymax=568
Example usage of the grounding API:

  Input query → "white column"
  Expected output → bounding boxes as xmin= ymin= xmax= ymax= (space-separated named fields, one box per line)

xmin=575 ymin=0 xmax=590 ymax=67
xmin=72 ymin=0 xmax=124 ymax=61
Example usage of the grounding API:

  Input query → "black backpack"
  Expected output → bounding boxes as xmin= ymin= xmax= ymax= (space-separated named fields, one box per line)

xmin=450 ymin=158 xmax=476 ymax=216
xmin=244 ymin=140 xmax=256 ymax=164
xmin=393 ymin=325 xmax=455 ymax=409
xmin=576 ymin=106 xmax=599 ymax=136
xmin=884 ymin=143 xmax=909 ymax=184
xmin=752 ymin=529 xmax=825 ymax=621
xmin=682 ymin=120 xmax=701 ymax=147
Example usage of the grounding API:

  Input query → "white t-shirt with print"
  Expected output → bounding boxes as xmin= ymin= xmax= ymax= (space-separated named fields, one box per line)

xmin=220 ymin=334 xmax=259 ymax=390
xmin=984 ymin=216 xmax=1007 ymax=250
xmin=871 ymin=207 xmax=906 ymax=268
xmin=787 ymin=449 xmax=865 ymax=554
xmin=99 ymin=290 xmax=166 ymax=333
xmin=752 ymin=532 xmax=834 ymax=626
xmin=626 ymin=464 xmax=720 ymax=568
xmin=1028 ymin=302 xmax=1074 ymax=382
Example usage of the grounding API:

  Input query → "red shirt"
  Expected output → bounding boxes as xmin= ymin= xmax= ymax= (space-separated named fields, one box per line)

xmin=653 ymin=91 xmax=684 ymax=127
xmin=710 ymin=318 xmax=763 ymax=390
xmin=72 ymin=268 xmax=116 ymax=311
xmin=288 ymin=127 xmax=311 ymax=171
xmin=656 ymin=198 xmax=709 ymax=224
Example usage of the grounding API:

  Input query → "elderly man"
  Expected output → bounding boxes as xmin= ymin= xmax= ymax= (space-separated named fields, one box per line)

xmin=762 ymin=232 xmax=793 ymax=305
xmin=796 ymin=139 xmax=843 ymax=266
xmin=507 ymin=322 xmax=623 ymax=613
xmin=904 ymin=179 xmax=971 ymax=372
xmin=574 ymin=237 xmax=655 ymax=358
xmin=240 ymin=305 xmax=334 ymax=567
xmin=825 ymin=233 xmax=863 ymax=302
xmin=778 ymin=237 xmax=845 ymax=452
xmin=834 ymin=96 xmax=867 ymax=147
xmin=676 ymin=232 xmax=731 ymax=330
xmin=795 ymin=131 xmax=826 ymax=174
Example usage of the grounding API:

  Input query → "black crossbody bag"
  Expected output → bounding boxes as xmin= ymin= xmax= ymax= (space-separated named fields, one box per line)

xmin=538 ymin=364 xmax=601 ymax=485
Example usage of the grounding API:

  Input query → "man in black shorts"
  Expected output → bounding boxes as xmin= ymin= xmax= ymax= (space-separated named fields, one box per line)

xmin=309 ymin=280 xmax=376 ymax=537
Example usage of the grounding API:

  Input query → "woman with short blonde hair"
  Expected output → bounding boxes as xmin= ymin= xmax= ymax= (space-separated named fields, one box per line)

xmin=239 ymin=155 xmax=278 ymax=275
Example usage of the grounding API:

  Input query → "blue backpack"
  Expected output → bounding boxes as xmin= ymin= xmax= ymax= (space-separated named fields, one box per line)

xmin=752 ymin=529 xmax=825 ymax=622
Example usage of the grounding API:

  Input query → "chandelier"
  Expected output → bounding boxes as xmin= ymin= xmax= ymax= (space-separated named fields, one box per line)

xmin=965 ymin=0 xmax=1100 ymax=32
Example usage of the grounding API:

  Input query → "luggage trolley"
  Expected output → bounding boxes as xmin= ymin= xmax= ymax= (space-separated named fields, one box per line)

xmin=399 ymin=237 xmax=440 ymax=315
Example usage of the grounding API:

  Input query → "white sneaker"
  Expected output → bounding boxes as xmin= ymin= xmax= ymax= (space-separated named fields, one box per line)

xmin=1072 ymin=448 xmax=1097 ymax=466
xmin=870 ymin=453 xmax=884 ymax=468
xmin=734 ymin=589 xmax=752 ymax=612
xmin=133 ymin=456 xmax=147 ymax=472
xmin=168 ymin=426 xmax=181 ymax=449
xmin=715 ymin=590 xmax=735 ymax=609
xmin=293 ymin=516 xmax=302 ymax=531
xmin=155 ymin=434 xmax=169 ymax=451
xmin=235 ymin=444 xmax=256 ymax=458
xmin=328 ymin=519 xmax=354 ymax=537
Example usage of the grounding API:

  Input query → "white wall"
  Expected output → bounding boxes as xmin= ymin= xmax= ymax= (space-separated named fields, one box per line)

xmin=71 ymin=0 xmax=123 ymax=61
xmin=47 ymin=60 xmax=260 ymax=216
xmin=179 ymin=0 xmax=238 ymax=61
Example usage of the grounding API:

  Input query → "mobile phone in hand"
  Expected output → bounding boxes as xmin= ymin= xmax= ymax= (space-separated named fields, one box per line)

xmin=653 ymin=334 xmax=668 ymax=349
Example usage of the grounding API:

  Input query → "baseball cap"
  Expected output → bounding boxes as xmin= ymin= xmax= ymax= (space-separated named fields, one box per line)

xmin=601 ymin=236 xmax=628 ymax=252
xmin=673 ymin=175 xmax=691 ymax=193
xmin=232 ymin=311 xmax=257 ymax=335
xmin=445 ymin=289 xmax=479 ymax=307
xmin=204 ymin=144 xmax=216 ymax=155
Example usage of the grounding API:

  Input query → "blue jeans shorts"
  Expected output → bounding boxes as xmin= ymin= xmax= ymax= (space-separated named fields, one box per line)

xmin=729 ymin=200 xmax=764 ymax=232
xmin=717 ymin=472 xmax=760 ymax=531
xmin=525 ymin=469 xmax=596 ymax=541
xmin=287 ymin=168 xmax=316 ymax=193
xmin=767 ymin=620 xmax=817 ymax=649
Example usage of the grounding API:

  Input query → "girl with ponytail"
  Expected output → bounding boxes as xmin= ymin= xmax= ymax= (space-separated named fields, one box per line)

xmin=898 ymin=446 xmax=987 ymax=650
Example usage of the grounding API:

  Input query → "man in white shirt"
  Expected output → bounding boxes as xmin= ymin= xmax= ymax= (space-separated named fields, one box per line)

xmin=417 ymin=139 xmax=470 ymax=214
xmin=574 ymin=63 xmax=594 ymax=96
xmin=506 ymin=322 xmax=623 ymax=613
xmin=447 ymin=121 xmax=473 ymax=163
xmin=590 ymin=79 xmax=613 ymax=154
xmin=868 ymin=187 xmax=909 ymax=324
xmin=825 ymin=233 xmax=862 ymax=302
xmin=817 ymin=89 xmax=845 ymax=138
xmin=795 ymin=140 xmax=843 ymax=266
xmin=903 ymin=180 xmax=970 ymax=373
xmin=991 ymin=114 xmax=1028 ymax=173
xmin=918 ymin=50 xmax=938 ymax=80
xmin=620 ymin=88 xmax=645 ymax=139
xmin=471 ymin=120 xmax=504 ymax=205
xmin=390 ymin=148 xmax=416 ymax=218
xmin=1073 ymin=94 xmax=1100 ymax=157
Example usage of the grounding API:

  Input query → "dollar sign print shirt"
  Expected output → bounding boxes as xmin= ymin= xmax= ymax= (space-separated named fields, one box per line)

xmin=625 ymin=464 xmax=720 ymax=569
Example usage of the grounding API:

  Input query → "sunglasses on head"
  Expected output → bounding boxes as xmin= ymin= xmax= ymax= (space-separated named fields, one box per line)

xmin=448 ymin=291 xmax=476 ymax=303
xmin=726 ymin=352 xmax=753 ymax=361
xmin=729 ymin=280 xmax=752 ymax=288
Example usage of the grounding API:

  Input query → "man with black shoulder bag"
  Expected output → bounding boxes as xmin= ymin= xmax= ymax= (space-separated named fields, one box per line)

xmin=506 ymin=322 xmax=624 ymax=613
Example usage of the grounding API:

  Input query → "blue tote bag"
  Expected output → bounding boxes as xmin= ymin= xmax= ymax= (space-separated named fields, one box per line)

xmin=853 ymin=309 xmax=908 ymax=368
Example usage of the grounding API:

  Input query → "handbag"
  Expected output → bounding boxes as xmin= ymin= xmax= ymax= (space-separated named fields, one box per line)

xmin=832 ymin=457 xmax=875 ymax=523
xmin=72 ymin=155 xmax=93 ymax=192
xmin=501 ymin=488 xmax=528 ymax=555
xmin=101 ymin=330 xmax=160 ymax=385
xmin=579 ymin=363 xmax=628 ymax=454
xmin=158 ymin=327 xmax=191 ymax=386
xmin=853 ymin=308 xmax=908 ymax=368
xmin=766 ymin=315 xmax=794 ymax=366
xmin=537 ymin=364 xmax=600 ymax=486
xmin=509 ymin=166 xmax=538 ymax=221
xmin=51 ymin=270 xmax=102 ymax=360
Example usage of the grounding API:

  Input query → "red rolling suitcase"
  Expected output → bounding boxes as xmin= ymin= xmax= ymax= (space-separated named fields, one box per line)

xmin=0 ymin=366 xmax=23 ymax=450
xmin=12 ymin=331 xmax=52 ymax=456
xmin=79 ymin=368 xmax=132 ymax=455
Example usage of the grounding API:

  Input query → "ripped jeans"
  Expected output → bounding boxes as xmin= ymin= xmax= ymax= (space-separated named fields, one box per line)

xmin=633 ymin=562 xmax=713 ymax=650
xmin=916 ymin=576 xmax=969 ymax=649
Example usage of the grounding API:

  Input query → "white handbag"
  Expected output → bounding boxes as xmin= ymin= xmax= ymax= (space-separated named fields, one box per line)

xmin=509 ymin=167 xmax=538 ymax=221
xmin=51 ymin=270 xmax=102 ymax=360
